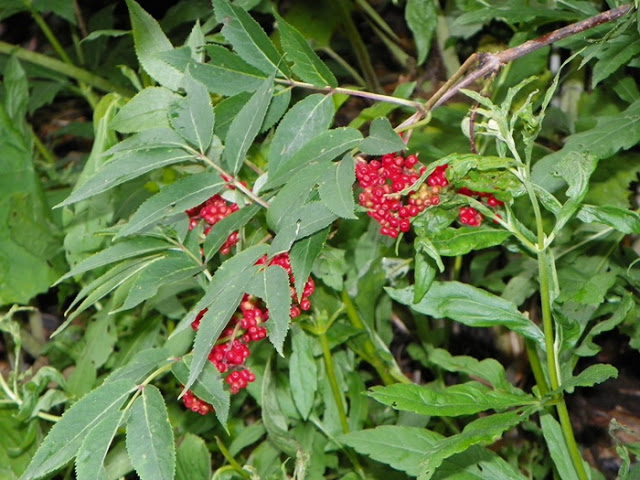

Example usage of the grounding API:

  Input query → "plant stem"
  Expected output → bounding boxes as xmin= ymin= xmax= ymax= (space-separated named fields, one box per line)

xmin=0 ymin=41 xmax=135 ymax=97
xmin=215 ymin=436 xmax=252 ymax=479
xmin=319 ymin=329 xmax=350 ymax=434
xmin=319 ymin=47 xmax=367 ymax=87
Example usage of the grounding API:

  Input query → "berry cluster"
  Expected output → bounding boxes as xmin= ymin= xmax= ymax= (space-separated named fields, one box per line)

xmin=356 ymin=154 xmax=449 ymax=238
xmin=186 ymin=194 xmax=239 ymax=254
xmin=457 ymin=186 xmax=504 ymax=227
xmin=182 ymin=253 xmax=315 ymax=414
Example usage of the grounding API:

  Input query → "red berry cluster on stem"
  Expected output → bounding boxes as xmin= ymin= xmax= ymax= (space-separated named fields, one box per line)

xmin=186 ymin=194 xmax=239 ymax=254
xmin=457 ymin=187 xmax=504 ymax=227
xmin=182 ymin=252 xmax=315 ymax=414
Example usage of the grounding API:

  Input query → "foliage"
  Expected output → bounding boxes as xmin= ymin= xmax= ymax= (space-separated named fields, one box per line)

xmin=1 ymin=1 xmax=639 ymax=479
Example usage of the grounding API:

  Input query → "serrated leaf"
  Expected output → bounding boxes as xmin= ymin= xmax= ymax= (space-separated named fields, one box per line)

xmin=203 ymin=203 xmax=261 ymax=261
xmin=168 ymin=74 xmax=214 ymax=153
xmin=267 ymin=128 xmax=362 ymax=189
xmin=290 ymin=228 xmax=328 ymax=299
xmin=75 ymin=409 xmax=128 ymax=480
xmin=111 ymin=88 xmax=182 ymax=133
xmin=386 ymin=282 xmax=544 ymax=346
xmin=289 ymin=326 xmax=317 ymax=419
xmin=172 ymin=358 xmax=230 ymax=428
xmin=263 ymin=265 xmax=292 ymax=355
xmin=368 ymin=381 xmax=535 ymax=417
xmin=126 ymin=385 xmax=175 ymax=480
xmin=592 ymin=38 xmax=640 ymax=88
xmin=175 ymin=434 xmax=211 ymax=480
xmin=126 ymin=0 xmax=181 ymax=90
xmin=318 ymin=154 xmax=357 ymax=219
xmin=55 ymin=237 xmax=170 ymax=284
xmin=117 ymin=252 xmax=203 ymax=312
xmin=213 ymin=0 xmax=289 ymax=76
xmin=261 ymin=357 xmax=299 ymax=456
xmin=104 ymin=128 xmax=187 ymax=156
xmin=292 ymin=202 xmax=338 ymax=240
xmin=21 ymin=380 xmax=134 ymax=480
xmin=418 ymin=408 xmax=537 ymax=480
xmin=405 ymin=0 xmax=437 ymax=65
xmin=57 ymin=148 xmax=195 ymax=207
xmin=429 ymin=227 xmax=512 ymax=256
xmin=223 ymin=75 xmax=274 ymax=174
xmin=116 ymin=172 xmax=225 ymax=238
xmin=105 ymin=348 xmax=171 ymax=385
xmin=268 ymin=93 xmax=334 ymax=174
xmin=577 ymin=204 xmax=640 ymax=234
xmin=275 ymin=12 xmax=337 ymax=87
xmin=359 ymin=117 xmax=406 ymax=155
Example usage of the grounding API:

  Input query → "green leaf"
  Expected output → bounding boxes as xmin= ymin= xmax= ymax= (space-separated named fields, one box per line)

xmin=126 ymin=385 xmax=175 ymax=480
xmin=429 ymin=227 xmax=512 ymax=256
xmin=318 ymin=154 xmax=357 ymax=219
xmin=413 ymin=249 xmax=437 ymax=303
xmin=187 ymin=46 xmax=267 ymax=96
xmin=55 ymin=237 xmax=170 ymax=284
xmin=263 ymin=265 xmax=293 ymax=355
xmin=291 ymin=202 xmax=337 ymax=240
xmin=368 ymin=381 xmax=535 ymax=417
xmin=126 ymin=0 xmax=182 ymax=90
xmin=290 ymin=228 xmax=328 ymax=300
xmin=105 ymin=348 xmax=171 ymax=385
xmin=57 ymin=148 xmax=195 ymax=207
xmin=223 ymin=76 xmax=274 ymax=174
xmin=577 ymin=204 xmax=640 ymax=234
xmin=212 ymin=0 xmax=290 ymax=76
xmin=21 ymin=380 xmax=134 ymax=480
xmin=418 ymin=408 xmax=537 ymax=480
xmin=267 ymin=128 xmax=362 ymax=189
xmin=111 ymin=88 xmax=181 ymax=133
xmin=359 ymin=117 xmax=406 ymax=155
xmin=172 ymin=358 xmax=230 ymax=428
xmin=427 ymin=348 xmax=513 ymax=391
xmin=592 ymin=38 xmax=640 ymax=88
xmin=275 ymin=12 xmax=337 ymax=87
xmin=117 ymin=252 xmax=203 ymax=311
xmin=556 ymin=364 xmax=618 ymax=394
xmin=203 ymin=203 xmax=261 ymax=261
xmin=539 ymin=413 xmax=584 ymax=480
xmin=105 ymin=128 xmax=187 ymax=155
xmin=116 ymin=173 xmax=225 ymax=238
xmin=405 ymin=0 xmax=438 ymax=65
xmin=386 ymin=282 xmax=544 ymax=346
xmin=175 ymin=434 xmax=211 ymax=480
xmin=268 ymin=93 xmax=334 ymax=174
xmin=4 ymin=56 xmax=28 ymax=125
xmin=289 ymin=325 xmax=317 ymax=419
xmin=168 ymin=74 xmax=214 ymax=152
xmin=75 ymin=409 xmax=128 ymax=480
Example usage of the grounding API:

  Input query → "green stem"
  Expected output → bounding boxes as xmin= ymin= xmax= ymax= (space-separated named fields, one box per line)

xmin=0 ymin=41 xmax=135 ymax=97
xmin=26 ymin=4 xmax=73 ymax=65
xmin=215 ymin=436 xmax=251 ymax=479
xmin=319 ymin=47 xmax=367 ymax=87
xmin=319 ymin=330 xmax=350 ymax=434
xmin=525 ymin=339 xmax=548 ymax=396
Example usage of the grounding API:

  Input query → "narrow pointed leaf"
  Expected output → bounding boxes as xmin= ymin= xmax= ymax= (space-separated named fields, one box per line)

xmin=104 ymin=128 xmax=187 ymax=155
xmin=429 ymin=227 xmax=512 ymax=256
xmin=126 ymin=385 xmax=175 ymax=480
xmin=405 ymin=0 xmax=437 ymax=65
xmin=290 ymin=227 xmax=328 ymax=300
xmin=169 ymin=74 xmax=214 ymax=152
xmin=577 ymin=204 xmax=640 ymax=234
xmin=318 ymin=154 xmax=357 ymax=219
xmin=175 ymin=434 xmax=211 ymax=480
xmin=263 ymin=265 xmax=292 ymax=355
xmin=105 ymin=348 xmax=171 ymax=385
xmin=359 ymin=117 xmax=406 ymax=155
xmin=111 ymin=88 xmax=181 ymax=133
xmin=289 ymin=326 xmax=317 ymax=419
xmin=75 ymin=409 xmax=128 ymax=480
xmin=203 ymin=203 xmax=261 ymax=261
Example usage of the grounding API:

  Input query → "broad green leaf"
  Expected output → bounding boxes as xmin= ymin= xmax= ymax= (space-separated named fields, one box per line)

xmin=386 ymin=282 xmax=544 ymax=346
xmin=427 ymin=348 xmax=512 ymax=391
xmin=275 ymin=12 xmax=337 ymax=87
xmin=21 ymin=380 xmax=134 ymax=480
xmin=105 ymin=347 xmax=171 ymax=385
xmin=214 ymin=92 xmax=252 ymax=139
xmin=175 ymin=434 xmax=211 ymax=480
xmin=359 ymin=117 xmax=406 ymax=155
xmin=576 ymin=293 xmax=634 ymax=357
xmin=339 ymin=426 xmax=527 ymax=479
xmin=540 ymin=413 xmax=584 ymax=480
xmin=291 ymin=201 xmax=337 ymax=240
xmin=592 ymin=38 xmax=640 ymax=88
xmin=57 ymin=148 xmax=196 ymax=207
xmin=172 ymin=358 xmax=230 ymax=428
xmin=116 ymin=172 xmax=225 ymax=238
xmin=413 ymin=249 xmax=437 ymax=303
xmin=126 ymin=0 xmax=182 ymax=90
xmin=262 ymin=86 xmax=291 ymax=133
xmin=368 ymin=381 xmax=535 ymax=417
xmin=318 ymin=154 xmax=358 ymax=219
xmin=4 ymin=56 xmax=28 ymax=126
xmin=126 ymin=385 xmax=175 ymax=480
xmin=429 ymin=227 xmax=512 ymax=256
xmin=263 ymin=264 xmax=293 ymax=355
xmin=552 ymin=151 xmax=597 ymax=198
xmin=111 ymin=88 xmax=181 ymax=133
xmin=577 ymin=204 xmax=640 ymax=234
xmin=168 ymin=74 xmax=214 ymax=152
xmin=418 ymin=408 xmax=537 ymax=480
xmin=117 ymin=252 xmax=203 ymax=311
xmin=289 ymin=326 xmax=317 ymax=419
xmin=290 ymin=228 xmax=328 ymax=300
xmin=268 ymin=93 xmax=334 ymax=174
xmin=555 ymin=364 xmax=618 ymax=394
xmin=267 ymin=128 xmax=362 ymax=189
xmin=212 ymin=0 xmax=290 ymax=76
xmin=188 ymin=46 xmax=267 ymax=96
xmin=104 ymin=128 xmax=187 ymax=155
xmin=75 ymin=409 xmax=128 ymax=480
xmin=203 ymin=203 xmax=261 ymax=261
xmin=55 ymin=237 xmax=170 ymax=284
xmin=223 ymin=76 xmax=274 ymax=174
xmin=406 ymin=0 xmax=437 ymax=65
